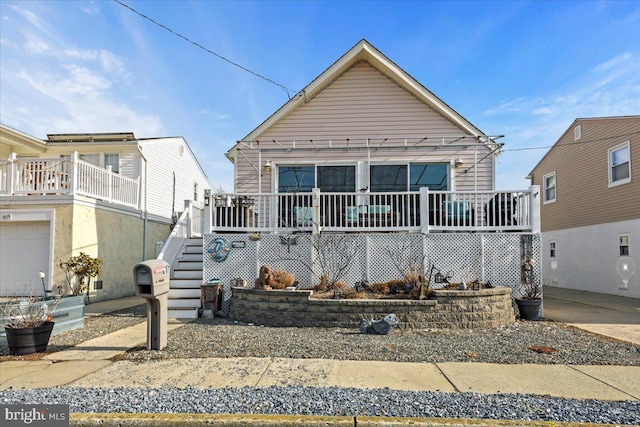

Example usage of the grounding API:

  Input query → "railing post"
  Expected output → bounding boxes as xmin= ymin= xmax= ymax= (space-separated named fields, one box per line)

xmin=7 ymin=152 xmax=17 ymax=194
xmin=530 ymin=185 xmax=541 ymax=233
xmin=184 ymin=200 xmax=193 ymax=238
xmin=69 ymin=151 xmax=78 ymax=195
xmin=203 ymin=189 xmax=212 ymax=234
xmin=419 ymin=187 xmax=430 ymax=234
xmin=312 ymin=188 xmax=321 ymax=235
xmin=106 ymin=165 xmax=113 ymax=203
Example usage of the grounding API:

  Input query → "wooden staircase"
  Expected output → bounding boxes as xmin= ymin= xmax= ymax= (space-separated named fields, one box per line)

xmin=168 ymin=237 xmax=203 ymax=319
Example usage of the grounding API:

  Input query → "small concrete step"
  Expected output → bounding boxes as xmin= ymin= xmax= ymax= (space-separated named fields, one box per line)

xmin=180 ymin=253 xmax=203 ymax=262
xmin=170 ymin=279 xmax=203 ymax=289
xmin=168 ymin=307 xmax=198 ymax=319
xmin=173 ymin=270 xmax=202 ymax=280
xmin=169 ymin=288 xmax=201 ymax=299
xmin=184 ymin=243 xmax=203 ymax=253
xmin=168 ymin=298 xmax=201 ymax=308
xmin=177 ymin=260 xmax=203 ymax=270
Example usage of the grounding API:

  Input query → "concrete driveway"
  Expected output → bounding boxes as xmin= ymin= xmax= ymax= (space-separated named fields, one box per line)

xmin=543 ymin=286 xmax=640 ymax=345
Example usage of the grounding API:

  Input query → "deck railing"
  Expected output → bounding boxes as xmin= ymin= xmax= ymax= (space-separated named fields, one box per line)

xmin=208 ymin=187 xmax=540 ymax=234
xmin=0 ymin=153 xmax=140 ymax=209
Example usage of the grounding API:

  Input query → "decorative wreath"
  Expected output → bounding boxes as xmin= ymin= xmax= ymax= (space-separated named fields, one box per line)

xmin=207 ymin=237 xmax=232 ymax=263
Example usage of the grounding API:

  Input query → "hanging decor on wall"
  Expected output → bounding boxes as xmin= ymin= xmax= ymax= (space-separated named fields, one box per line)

xmin=207 ymin=237 xmax=232 ymax=262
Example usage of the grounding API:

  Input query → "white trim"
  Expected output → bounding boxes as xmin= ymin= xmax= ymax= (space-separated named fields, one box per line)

xmin=618 ymin=233 xmax=630 ymax=256
xmin=608 ymin=141 xmax=631 ymax=187
xmin=543 ymin=171 xmax=556 ymax=204
xmin=549 ymin=240 xmax=556 ymax=258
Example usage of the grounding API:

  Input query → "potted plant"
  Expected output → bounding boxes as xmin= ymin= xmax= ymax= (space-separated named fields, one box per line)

xmin=59 ymin=252 xmax=103 ymax=304
xmin=515 ymin=280 xmax=544 ymax=321
xmin=1 ymin=288 xmax=61 ymax=355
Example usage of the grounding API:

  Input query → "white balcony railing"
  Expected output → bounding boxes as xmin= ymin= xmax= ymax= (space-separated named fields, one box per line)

xmin=0 ymin=153 xmax=140 ymax=209
xmin=208 ymin=187 xmax=540 ymax=234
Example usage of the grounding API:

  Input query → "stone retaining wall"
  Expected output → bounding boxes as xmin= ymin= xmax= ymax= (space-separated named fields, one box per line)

xmin=229 ymin=286 xmax=515 ymax=329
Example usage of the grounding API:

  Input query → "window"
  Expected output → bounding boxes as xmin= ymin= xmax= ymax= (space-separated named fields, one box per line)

xmin=104 ymin=153 xmax=120 ymax=173
xmin=370 ymin=165 xmax=407 ymax=192
xmin=409 ymin=163 xmax=448 ymax=191
xmin=370 ymin=163 xmax=448 ymax=192
xmin=543 ymin=172 xmax=556 ymax=203
xmin=574 ymin=125 xmax=581 ymax=140
xmin=609 ymin=142 xmax=631 ymax=186
xmin=317 ymin=166 xmax=355 ymax=192
xmin=619 ymin=234 xmax=629 ymax=256
xmin=193 ymin=182 xmax=199 ymax=202
xmin=79 ymin=153 xmax=120 ymax=174
xmin=278 ymin=166 xmax=315 ymax=192
xmin=549 ymin=241 xmax=556 ymax=258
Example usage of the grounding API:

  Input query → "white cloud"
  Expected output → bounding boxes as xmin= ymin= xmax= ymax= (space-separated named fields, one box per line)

xmin=21 ymin=31 xmax=49 ymax=53
xmin=592 ymin=52 xmax=632 ymax=73
xmin=64 ymin=49 xmax=130 ymax=80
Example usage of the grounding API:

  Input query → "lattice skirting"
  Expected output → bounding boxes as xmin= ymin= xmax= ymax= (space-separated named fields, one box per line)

xmin=203 ymin=233 xmax=541 ymax=315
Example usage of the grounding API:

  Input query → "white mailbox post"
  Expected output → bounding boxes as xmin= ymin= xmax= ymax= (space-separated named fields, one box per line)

xmin=133 ymin=260 xmax=170 ymax=350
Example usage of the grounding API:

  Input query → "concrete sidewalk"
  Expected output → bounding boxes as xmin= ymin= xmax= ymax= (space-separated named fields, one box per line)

xmin=2 ymin=288 xmax=640 ymax=404
xmin=543 ymin=286 xmax=640 ymax=345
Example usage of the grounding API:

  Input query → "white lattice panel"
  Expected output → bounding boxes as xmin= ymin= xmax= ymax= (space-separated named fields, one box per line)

xmin=368 ymin=234 xmax=424 ymax=283
xmin=423 ymin=234 xmax=482 ymax=287
xmin=204 ymin=232 xmax=542 ymax=314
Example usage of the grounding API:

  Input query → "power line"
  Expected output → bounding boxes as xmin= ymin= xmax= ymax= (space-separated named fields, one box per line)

xmin=113 ymin=0 xmax=295 ymax=99
xmin=502 ymin=130 xmax=640 ymax=152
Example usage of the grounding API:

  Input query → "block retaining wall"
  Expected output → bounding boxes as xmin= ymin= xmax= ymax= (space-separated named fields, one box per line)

xmin=229 ymin=286 xmax=515 ymax=329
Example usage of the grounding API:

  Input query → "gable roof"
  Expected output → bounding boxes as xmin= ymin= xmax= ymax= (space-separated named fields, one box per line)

xmin=527 ymin=115 xmax=640 ymax=179
xmin=227 ymin=39 xmax=496 ymax=161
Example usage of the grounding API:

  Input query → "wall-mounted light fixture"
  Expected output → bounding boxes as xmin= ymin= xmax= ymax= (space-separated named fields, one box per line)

xmin=455 ymin=158 xmax=464 ymax=169
xmin=204 ymin=189 xmax=211 ymax=206
xmin=264 ymin=160 xmax=272 ymax=172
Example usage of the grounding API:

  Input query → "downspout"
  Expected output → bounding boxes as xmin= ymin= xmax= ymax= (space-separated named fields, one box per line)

xmin=137 ymin=145 xmax=149 ymax=261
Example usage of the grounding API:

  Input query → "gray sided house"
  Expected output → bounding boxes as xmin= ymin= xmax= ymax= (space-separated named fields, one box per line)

xmin=528 ymin=116 xmax=640 ymax=298
xmin=0 ymin=125 xmax=209 ymax=301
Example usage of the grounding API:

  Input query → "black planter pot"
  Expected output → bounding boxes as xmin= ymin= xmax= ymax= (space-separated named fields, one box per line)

xmin=516 ymin=299 xmax=542 ymax=321
xmin=5 ymin=321 xmax=55 ymax=355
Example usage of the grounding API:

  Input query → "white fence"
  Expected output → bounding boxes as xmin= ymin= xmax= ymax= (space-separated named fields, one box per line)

xmin=0 ymin=154 xmax=140 ymax=208
xmin=209 ymin=187 xmax=540 ymax=234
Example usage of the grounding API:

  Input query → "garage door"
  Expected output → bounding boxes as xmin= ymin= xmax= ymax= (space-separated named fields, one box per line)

xmin=0 ymin=221 xmax=50 ymax=296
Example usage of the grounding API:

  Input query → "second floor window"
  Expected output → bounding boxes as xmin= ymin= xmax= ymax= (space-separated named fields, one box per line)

xmin=543 ymin=172 xmax=556 ymax=203
xmin=608 ymin=142 xmax=630 ymax=186
xmin=79 ymin=153 xmax=120 ymax=174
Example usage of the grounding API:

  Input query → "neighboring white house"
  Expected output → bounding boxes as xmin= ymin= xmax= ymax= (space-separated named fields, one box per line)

xmin=528 ymin=116 xmax=640 ymax=298
xmin=0 ymin=125 xmax=210 ymax=301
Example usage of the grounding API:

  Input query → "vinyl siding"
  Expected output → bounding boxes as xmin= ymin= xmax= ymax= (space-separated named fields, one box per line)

xmin=139 ymin=137 xmax=210 ymax=220
xmin=530 ymin=117 xmax=640 ymax=231
xmin=236 ymin=62 xmax=494 ymax=192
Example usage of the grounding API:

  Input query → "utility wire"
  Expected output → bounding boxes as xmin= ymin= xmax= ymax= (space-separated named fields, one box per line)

xmin=501 ymin=130 xmax=640 ymax=152
xmin=113 ymin=0 xmax=295 ymax=99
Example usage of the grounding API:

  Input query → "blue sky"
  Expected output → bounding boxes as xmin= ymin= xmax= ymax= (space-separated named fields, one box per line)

xmin=1 ymin=0 xmax=639 ymax=192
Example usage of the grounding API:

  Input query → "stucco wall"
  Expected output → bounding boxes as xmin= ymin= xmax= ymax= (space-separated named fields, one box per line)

xmin=1 ymin=201 xmax=171 ymax=302
xmin=541 ymin=219 xmax=640 ymax=298
xmin=72 ymin=204 xmax=171 ymax=301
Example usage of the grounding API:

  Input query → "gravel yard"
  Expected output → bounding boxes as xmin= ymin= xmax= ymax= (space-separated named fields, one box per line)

xmin=2 ymin=304 xmax=640 ymax=425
